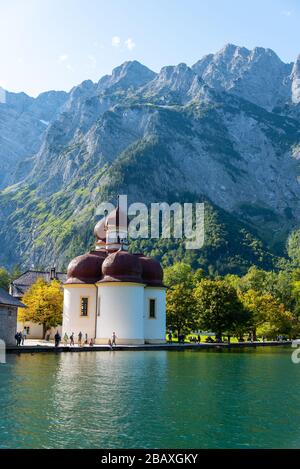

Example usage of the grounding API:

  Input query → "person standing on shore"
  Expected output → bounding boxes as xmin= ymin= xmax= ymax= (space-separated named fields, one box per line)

xmin=15 ymin=332 xmax=21 ymax=346
xmin=63 ymin=333 xmax=69 ymax=345
xmin=70 ymin=333 xmax=75 ymax=346
xmin=78 ymin=331 xmax=83 ymax=346
xmin=22 ymin=328 xmax=27 ymax=345
xmin=112 ymin=332 xmax=117 ymax=347
xmin=54 ymin=331 xmax=61 ymax=347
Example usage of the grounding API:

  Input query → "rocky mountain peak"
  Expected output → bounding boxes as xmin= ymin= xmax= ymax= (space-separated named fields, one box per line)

xmin=192 ymin=44 xmax=294 ymax=110
xmin=140 ymin=63 xmax=206 ymax=104
xmin=63 ymin=80 xmax=96 ymax=112
xmin=97 ymin=60 xmax=156 ymax=92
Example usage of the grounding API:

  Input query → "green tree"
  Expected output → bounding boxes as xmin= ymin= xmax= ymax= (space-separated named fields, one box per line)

xmin=10 ymin=265 xmax=22 ymax=281
xmin=167 ymin=282 xmax=198 ymax=336
xmin=288 ymin=230 xmax=300 ymax=266
xmin=240 ymin=266 xmax=268 ymax=293
xmin=19 ymin=278 xmax=63 ymax=336
xmin=194 ymin=279 xmax=246 ymax=340
xmin=164 ymin=262 xmax=193 ymax=287
xmin=224 ymin=273 xmax=242 ymax=291
xmin=239 ymin=289 xmax=292 ymax=340
xmin=0 ymin=267 xmax=10 ymax=291
xmin=257 ymin=304 xmax=293 ymax=340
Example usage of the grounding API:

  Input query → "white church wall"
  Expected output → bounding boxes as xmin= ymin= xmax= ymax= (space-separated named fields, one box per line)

xmin=62 ymin=285 xmax=97 ymax=342
xmin=144 ymin=288 xmax=166 ymax=344
xmin=96 ymin=283 xmax=145 ymax=344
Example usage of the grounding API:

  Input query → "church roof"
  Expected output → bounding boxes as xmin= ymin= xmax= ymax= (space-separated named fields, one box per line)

xmin=65 ymin=251 xmax=106 ymax=284
xmin=100 ymin=250 xmax=143 ymax=283
xmin=94 ymin=206 xmax=129 ymax=241
xmin=11 ymin=270 xmax=67 ymax=298
xmin=0 ymin=288 xmax=25 ymax=308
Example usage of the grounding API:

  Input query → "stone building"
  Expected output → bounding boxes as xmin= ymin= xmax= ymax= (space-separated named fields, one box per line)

xmin=0 ymin=288 xmax=25 ymax=346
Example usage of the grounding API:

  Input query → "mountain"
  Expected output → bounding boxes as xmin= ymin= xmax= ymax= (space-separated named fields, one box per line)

xmin=192 ymin=44 xmax=297 ymax=112
xmin=0 ymin=89 xmax=68 ymax=189
xmin=0 ymin=45 xmax=299 ymax=273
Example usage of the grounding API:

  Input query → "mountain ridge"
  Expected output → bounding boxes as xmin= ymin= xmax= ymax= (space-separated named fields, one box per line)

xmin=0 ymin=44 xmax=300 ymax=272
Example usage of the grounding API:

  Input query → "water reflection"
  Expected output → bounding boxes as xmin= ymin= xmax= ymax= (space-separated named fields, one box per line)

xmin=1 ymin=348 xmax=300 ymax=448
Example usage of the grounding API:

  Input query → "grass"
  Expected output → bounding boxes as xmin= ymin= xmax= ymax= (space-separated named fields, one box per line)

xmin=166 ymin=334 xmax=268 ymax=344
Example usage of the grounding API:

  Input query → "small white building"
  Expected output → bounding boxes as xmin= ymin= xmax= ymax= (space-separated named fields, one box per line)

xmin=62 ymin=205 xmax=166 ymax=344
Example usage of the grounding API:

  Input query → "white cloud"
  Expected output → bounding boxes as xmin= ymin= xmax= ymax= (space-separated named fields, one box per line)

xmin=125 ymin=38 xmax=136 ymax=51
xmin=58 ymin=54 xmax=68 ymax=63
xmin=112 ymin=36 xmax=121 ymax=47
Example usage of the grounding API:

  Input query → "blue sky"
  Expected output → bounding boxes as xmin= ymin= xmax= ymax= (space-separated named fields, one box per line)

xmin=0 ymin=0 xmax=299 ymax=96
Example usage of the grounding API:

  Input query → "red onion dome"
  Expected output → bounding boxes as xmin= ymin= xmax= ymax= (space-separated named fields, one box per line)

xmin=136 ymin=255 xmax=164 ymax=287
xmin=94 ymin=206 xmax=129 ymax=241
xmin=100 ymin=250 xmax=143 ymax=283
xmin=65 ymin=251 xmax=106 ymax=284
xmin=94 ymin=218 xmax=106 ymax=241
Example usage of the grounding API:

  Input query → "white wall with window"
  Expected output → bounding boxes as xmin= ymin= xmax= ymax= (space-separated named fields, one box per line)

xmin=62 ymin=283 xmax=166 ymax=345
xmin=144 ymin=287 xmax=166 ymax=344
xmin=62 ymin=285 xmax=97 ymax=341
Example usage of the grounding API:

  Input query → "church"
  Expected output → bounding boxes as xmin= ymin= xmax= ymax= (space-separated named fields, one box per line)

xmin=62 ymin=203 xmax=166 ymax=344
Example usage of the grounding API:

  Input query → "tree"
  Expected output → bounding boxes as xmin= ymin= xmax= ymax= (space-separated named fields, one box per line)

xmin=192 ymin=268 xmax=206 ymax=285
xmin=292 ymin=280 xmax=300 ymax=317
xmin=19 ymin=278 xmax=63 ymax=336
xmin=164 ymin=262 xmax=193 ymax=287
xmin=194 ymin=280 xmax=246 ymax=340
xmin=167 ymin=283 xmax=198 ymax=336
xmin=257 ymin=304 xmax=293 ymax=340
xmin=10 ymin=265 xmax=22 ymax=281
xmin=288 ymin=230 xmax=300 ymax=266
xmin=239 ymin=289 xmax=293 ymax=340
xmin=224 ymin=273 xmax=242 ymax=291
xmin=240 ymin=266 xmax=268 ymax=293
xmin=0 ymin=267 xmax=10 ymax=291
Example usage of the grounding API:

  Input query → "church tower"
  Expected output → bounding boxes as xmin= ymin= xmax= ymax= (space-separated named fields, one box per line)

xmin=62 ymin=198 xmax=166 ymax=345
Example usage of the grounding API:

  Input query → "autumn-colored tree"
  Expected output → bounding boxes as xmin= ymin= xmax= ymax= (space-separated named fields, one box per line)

xmin=239 ymin=289 xmax=294 ymax=340
xmin=167 ymin=282 xmax=198 ymax=336
xmin=194 ymin=280 xmax=247 ymax=340
xmin=19 ymin=278 xmax=63 ymax=336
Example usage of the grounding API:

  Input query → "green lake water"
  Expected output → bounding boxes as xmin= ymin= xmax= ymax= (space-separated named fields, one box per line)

xmin=0 ymin=347 xmax=299 ymax=449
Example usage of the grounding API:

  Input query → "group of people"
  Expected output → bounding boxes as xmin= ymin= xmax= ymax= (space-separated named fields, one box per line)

xmin=55 ymin=331 xmax=118 ymax=348
xmin=167 ymin=332 xmax=202 ymax=344
xmin=58 ymin=331 xmax=94 ymax=347
xmin=15 ymin=328 xmax=28 ymax=346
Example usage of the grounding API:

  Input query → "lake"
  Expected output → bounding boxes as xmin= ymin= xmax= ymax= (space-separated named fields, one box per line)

xmin=0 ymin=347 xmax=299 ymax=448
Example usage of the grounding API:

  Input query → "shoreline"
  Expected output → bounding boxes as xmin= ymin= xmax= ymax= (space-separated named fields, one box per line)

xmin=6 ymin=340 xmax=292 ymax=354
